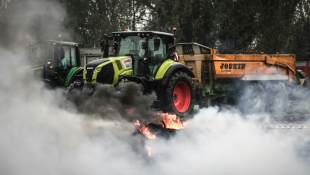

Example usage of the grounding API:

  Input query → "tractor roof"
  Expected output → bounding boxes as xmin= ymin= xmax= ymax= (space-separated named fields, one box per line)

xmin=46 ymin=40 xmax=78 ymax=46
xmin=170 ymin=42 xmax=211 ymax=49
xmin=28 ymin=40 xmax=78 ymax=47
xmin=112 ymin=31 xmax=174 ymax=38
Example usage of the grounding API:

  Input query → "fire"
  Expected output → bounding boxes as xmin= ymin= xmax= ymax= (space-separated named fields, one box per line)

xmin=158 ymin=113 xmax=188 ymax=130
xmin=135 ymin=120 xmax=156 ymax=139
xmin=145 ymin=146 xmax=152 ymax=156
xmin=134 ymin=113 xmax=188 ymax=139
xmin=139 ymin=125 xmax=156 ymax=139
xmin=134 ymin=120 xmax=140 ymax=126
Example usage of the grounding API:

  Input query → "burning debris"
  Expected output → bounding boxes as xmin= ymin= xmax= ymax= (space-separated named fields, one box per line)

xmin=157 ymin=113 xmax=188 ymax=130
xmin=134 ymin=113 xmax=188 ymax=139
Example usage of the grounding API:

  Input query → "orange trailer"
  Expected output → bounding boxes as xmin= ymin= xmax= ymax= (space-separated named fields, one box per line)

xmin=169 ymin=43 xmax=296 ymax=112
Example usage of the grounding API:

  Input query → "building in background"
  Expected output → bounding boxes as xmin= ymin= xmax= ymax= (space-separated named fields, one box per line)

xmin=79 ymin=48 xmax=102 ymax=67
xmin=296 ymin=58 xmax=310 ymax=78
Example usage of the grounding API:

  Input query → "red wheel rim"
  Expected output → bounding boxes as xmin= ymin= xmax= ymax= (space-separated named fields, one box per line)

xmin=173 ymin=82 xmax=191 ymax=113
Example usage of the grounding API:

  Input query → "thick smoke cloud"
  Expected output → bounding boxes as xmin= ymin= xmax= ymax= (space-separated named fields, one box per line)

xmin=0 ymin=0 xmax=67 ymax=51
xmin=67 ymin=82 xmax=158 ymax=124
xmin=1 ymin=47 xmax=310 ymax=174
xmin=1 ymin=0 xmax=310 ymax=174
xmin=1 ymin=58 xmax=310 ymax=174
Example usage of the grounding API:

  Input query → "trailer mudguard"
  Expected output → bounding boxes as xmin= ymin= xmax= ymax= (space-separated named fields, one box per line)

xmin=64 ymin=67 xmax=84 ymax=87
xmin=161 ymin=63 xmax=195 ymax=85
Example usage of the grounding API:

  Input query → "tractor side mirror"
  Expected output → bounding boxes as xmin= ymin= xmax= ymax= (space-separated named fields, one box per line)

xmin=142 ymin=42 xmax=148 ymax=49
xmin=154 ymin=39 xmax=160 ymax=51
xmin=58 ymin=46 xmax=65 ymax=59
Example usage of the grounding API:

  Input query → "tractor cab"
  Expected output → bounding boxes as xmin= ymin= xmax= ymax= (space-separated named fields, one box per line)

xmin=27 ymin=40 xmax=82 ymax=87
xmin=109 ymin=31 xmax=175 ymax=79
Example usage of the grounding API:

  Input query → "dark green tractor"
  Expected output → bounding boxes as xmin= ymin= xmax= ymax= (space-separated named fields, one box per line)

xmin=76 ymin=31 xmax=197 ymax=116
xmin=27 ymin=40 xmax=84 ymax=88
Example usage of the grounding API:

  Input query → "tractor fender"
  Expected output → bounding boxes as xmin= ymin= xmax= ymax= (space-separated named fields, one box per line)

xmin=64 ymin=67 xmax=84 ymax=87
xmin=162 ymin=63 xmax=195 ymax=85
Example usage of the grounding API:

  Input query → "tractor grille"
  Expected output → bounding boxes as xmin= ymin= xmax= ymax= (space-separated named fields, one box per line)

xmin=97 ymin=63 xmax=115 ymax=84
xmin=85 ymin=60 xmax=109 ymax=82
xmin=115 ymin=60 xmax=122 ymax=70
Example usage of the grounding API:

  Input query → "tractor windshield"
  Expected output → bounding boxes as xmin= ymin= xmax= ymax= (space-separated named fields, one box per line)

xmin=116 ymin=35 xmax=167 ymax=78
xmin=28 ymin=44 xmax=54 ymax=65
xmin=116 ymin=36 xmax=146 ymax=75
xmin=116 ymin=36 xmax=145 ymax=58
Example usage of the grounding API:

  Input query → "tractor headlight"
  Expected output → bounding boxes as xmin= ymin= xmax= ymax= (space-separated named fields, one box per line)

xmin=96 ymin=67 xmax=101 ymax=72
xmin=85 ymin=70 xmax=87 ymax=74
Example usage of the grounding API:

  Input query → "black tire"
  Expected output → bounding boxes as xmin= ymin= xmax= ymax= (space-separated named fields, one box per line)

xmin=66 ymin=79 xmax=84 ymax=98
xmin=163 ymin=71 xmax=194 ymax=117
xmin=239 ymin=83 xmax=267 ymax=114
xmin=267 ymin=84 xmax=288 ymax=113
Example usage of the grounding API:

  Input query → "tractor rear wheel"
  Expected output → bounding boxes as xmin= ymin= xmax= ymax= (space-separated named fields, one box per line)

xmin=164 ymin=71 xmax=194 ymax=117
xmin=268 ymin=84 xmax=288 ymax=113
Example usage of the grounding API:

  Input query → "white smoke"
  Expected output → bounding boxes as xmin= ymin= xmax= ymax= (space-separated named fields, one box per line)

xmin=1 ymin=48 xmax=310 ymax=174
xmin=1 ymin=0 xmax=310 ymax=174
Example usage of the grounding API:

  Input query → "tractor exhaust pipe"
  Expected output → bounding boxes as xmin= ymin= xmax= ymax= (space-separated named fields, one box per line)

xmin=173 ymin=27 xmax=177 ymax=44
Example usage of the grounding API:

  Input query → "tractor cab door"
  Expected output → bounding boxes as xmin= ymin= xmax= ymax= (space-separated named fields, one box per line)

xmin=148 ymin=37 xmax=167 ymax=78
xmin=57 ymin=45 xmax=78 ymax=69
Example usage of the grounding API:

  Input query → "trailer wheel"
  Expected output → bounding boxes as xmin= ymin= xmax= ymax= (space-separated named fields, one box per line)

xmin=268 ymin=84 xmax=288 ymax=113
xmin=239 ymin=83 xmax=266 ymax=114
xmin=164 ymin=71 xmax=194 ymax=117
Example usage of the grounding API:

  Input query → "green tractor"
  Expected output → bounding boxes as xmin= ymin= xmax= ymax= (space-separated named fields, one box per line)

xmin=27 ymin=39 xmax=84 ymax=88
xmin=76 ymin=31 xmax=196 ymax=116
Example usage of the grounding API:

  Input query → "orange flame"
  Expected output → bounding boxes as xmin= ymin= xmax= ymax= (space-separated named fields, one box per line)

xmin=146 ymin=146 xmax=152 ymax=156
xmin=134 ymin=120 xmax=140 ymax=126
xmin=135 ymin=120 xmax=156 ymax=139
xmin=134 ymin=113 xmax=188 ymax=139
xmin=158 ymin=113 xmax=188 ymax=130
xmin=140 ymin=125 xmax=156 ymax=139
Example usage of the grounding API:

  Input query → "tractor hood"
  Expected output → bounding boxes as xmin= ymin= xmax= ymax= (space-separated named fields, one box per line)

xmin=84 ymin=56 xmax=133 ymax=85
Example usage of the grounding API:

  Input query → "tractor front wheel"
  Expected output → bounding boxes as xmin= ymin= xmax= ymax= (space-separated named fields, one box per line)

xmin=66 ymin=79 xmax=84 ymax=99
xmin=164 ymin=71 xmax=194 ymax=117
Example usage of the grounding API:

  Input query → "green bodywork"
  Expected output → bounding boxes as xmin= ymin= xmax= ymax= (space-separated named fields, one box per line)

xmin=83 ymin=56 xmax=133 ymax=86
xmin=83 ymin=57 xmax=178 ymax=86
xmin=64 ymin=67 xmax=84 ymax=87
xmin=29 ymin=65 xmax=44 ymax=79
xmin=154 ymin=60 xmax=176 ymax=80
